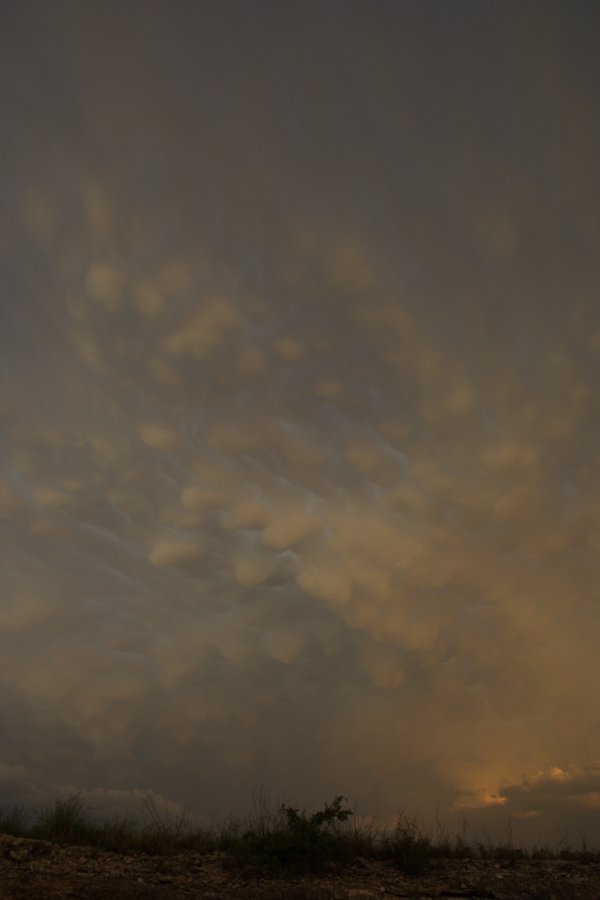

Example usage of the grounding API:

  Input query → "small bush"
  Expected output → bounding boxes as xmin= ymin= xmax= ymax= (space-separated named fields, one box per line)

xmin=1 ymin=791 xmax=599 ymax=871
xmin=228 ymin=795 xmax=353 ymax=873
xmin=284 ymin=794 xmax=353 ymax=833
xmin=380 ymin=814 xmax=432 ymax=876
xmin=34 ymin=794 xmax=95 ymax=844
xmin=0 ymin=804 xmax=29 ymax=837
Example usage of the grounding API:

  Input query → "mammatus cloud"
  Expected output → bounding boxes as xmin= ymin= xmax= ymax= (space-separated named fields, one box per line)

xmin=1 ymin=0 xmax=600 ymax=844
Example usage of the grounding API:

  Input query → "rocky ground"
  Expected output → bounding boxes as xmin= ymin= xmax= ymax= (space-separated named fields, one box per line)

xmin=2 ymin=833 xmax=600 ymax=899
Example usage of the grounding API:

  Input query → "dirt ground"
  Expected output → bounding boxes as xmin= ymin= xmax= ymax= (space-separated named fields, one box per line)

xmin=2 ymin=833 xmax=600 ymax=899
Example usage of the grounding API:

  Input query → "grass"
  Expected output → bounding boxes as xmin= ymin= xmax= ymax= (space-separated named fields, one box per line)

xmin=1 ymin=793 xmax=599 ymax=877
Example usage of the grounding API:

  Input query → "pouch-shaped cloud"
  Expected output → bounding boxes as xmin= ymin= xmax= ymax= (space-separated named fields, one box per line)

xmin=181 ymin=484 xmax=226 ymax=512
xmin=273 ymin=337 xmax=305 ymax=362
xmin=296 ymin=564 xmax=353 ymax=609
xmin=0 ymin=591 xmax=57 ymax=631
xmin=321 ymin=240 xmax=376 ymax=294
xmin=148 ymin=538 xmax=203 ymax=568
xmin=133 ymin=282 xmax=167 ymax=318
xmin=206 ymin=423 xmax=263 ymax=455
xmin=164 ymin=299 xmax=241 ymax=359
xmin=3 ymin=0 xmax=600 ymax=846
xmin=233 ymin=550 xmax=276 ymax=587
xmin=359 ymin=640 xmax=406 ymax=690
xmin=273 ymin=420 xmax=327 ymax=470
xmin=233 ymin=545 xmax=297 ymax=587
xmin=138 ymin=424 xmax=182 ymax=453
xmin=262 ymin=505 xmax=322 ymax=550
xmin=481 ymin=440 xmax=541 ymax=471
xmin=33 ymin=485 xmax=81 ymax=512
xmin=85 ymin=262 xmax=123 ymax=311
xmin=314 ymin=378 xmax=345 ymax=399
xmin=221 ymin=494 xmax=270 ymax=530
xmin=72 ymin=327 xmax=109 ymax=375
xmin=236 ymin=345 xmax=268 ymax=378
xmin=261 ymin=627 xmax=306 ymax=664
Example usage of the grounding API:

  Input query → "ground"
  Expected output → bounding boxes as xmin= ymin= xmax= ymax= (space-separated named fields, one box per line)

xmin=2 ymin=833 xmax=600 ymax=899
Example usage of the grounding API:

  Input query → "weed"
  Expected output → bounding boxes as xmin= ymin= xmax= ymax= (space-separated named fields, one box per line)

xmin=0 ymin=804 xmax=29 ymax=837
xmin=379 ymin=813 xmax=432 ymax=876
xmin=33 ymin=794 xmax=94 ymax=844
xmin=228 ymin=795 xmax=354 ymax=873
xmin=1 ymin=792 xmax=599 ymax=873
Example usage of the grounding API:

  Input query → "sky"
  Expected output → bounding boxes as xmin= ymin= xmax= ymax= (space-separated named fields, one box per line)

xmin=1 ymin=0 xmax=600 ymax=846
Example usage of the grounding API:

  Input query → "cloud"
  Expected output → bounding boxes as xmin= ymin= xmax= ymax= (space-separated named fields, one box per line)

xmin=32 ymin=485 xmax=81 ymax=512
xmin=2 ymin=0 xmax=600 ymax=845
xmin=148 ymin=538 xmax=204 ymax=568
xmin=296 ymin=564 xmax=352 ymax=609
xmin=233 ymin=551 xmax=276 ymax=587
xmin=261 ymin=627 xmax=306 ymax=664
xmin=454 ymin=765 xmax=600 ymax=844
xmin=206 ymin=423 xmax=263 ymax=455
xmin=262 ymin=506 xmax=322 ymax=551
xmin=503 ymin=766 xmax=600 ymax=812
xmin=236 ymin=345 xmax=268 ymax=378
xmin=138 ymin=424 xmax=182 ymax=453
xmin=164 ymin=300 xmax=241 ymax=360
xmin=314 ymin=377 xmax=345 ymax=399
xmin=85 ymin=262 xmax=123 ymax=311
xmin=133 ymin=282 xmax=167 ymax=318
xmin=359 ymin=641 xmax=406 ymax=690
xmin=320 ymin=240 xmax=377 ymax=294
xmin=0 ymin=591 xmax=57 ymax=631
xmin=273 ymin=337 xmax=305 ymax=362
xmin=71 ymin=327 xmax=109 ymax=374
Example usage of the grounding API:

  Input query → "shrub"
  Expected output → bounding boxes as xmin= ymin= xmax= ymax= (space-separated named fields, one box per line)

xmin=0 ymin=804 xmax=29 ymax=837
xmin=379 ymin=814 xmax=432 ymax=876
xmin=33 ymin=794 xmax=95 ymax=844
xmin=229 ymin=795 xmax=353 ymax=873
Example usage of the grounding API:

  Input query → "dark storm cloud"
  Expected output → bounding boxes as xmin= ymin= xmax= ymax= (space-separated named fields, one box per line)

xmin=1 ymin=0 xmax=599 ymax=842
